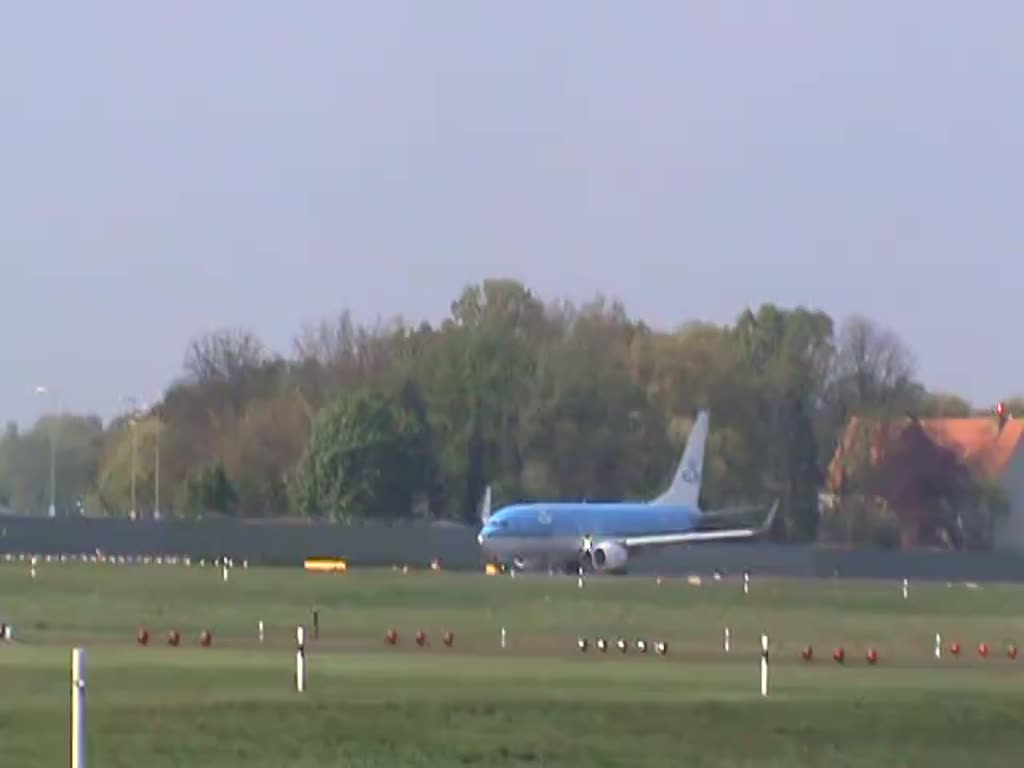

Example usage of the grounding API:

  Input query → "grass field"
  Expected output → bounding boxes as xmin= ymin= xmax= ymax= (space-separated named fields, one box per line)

xmin=2 ymin=560 xmax=1024 ymax=766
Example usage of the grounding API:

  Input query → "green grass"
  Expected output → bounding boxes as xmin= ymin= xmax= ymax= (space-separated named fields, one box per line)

xmin=2 ymin=562 xmax=1024 ymax=766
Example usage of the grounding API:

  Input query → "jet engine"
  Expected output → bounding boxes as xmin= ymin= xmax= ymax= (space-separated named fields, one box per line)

xmin=590 ymin=542 xmax=628 ymax=572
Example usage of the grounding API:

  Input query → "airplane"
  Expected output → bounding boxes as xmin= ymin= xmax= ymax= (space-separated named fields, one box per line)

xmin=476 ymin=410 xmax=778 ymax=574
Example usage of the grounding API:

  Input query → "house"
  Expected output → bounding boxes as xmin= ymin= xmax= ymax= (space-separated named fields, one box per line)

xmin=823 ymin=410 xmax=1024 ymax=550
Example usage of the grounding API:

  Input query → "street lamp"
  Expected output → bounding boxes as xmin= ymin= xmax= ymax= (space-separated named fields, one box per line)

xmin=130 ymin=416 xmax=138 ymax=520
xmin=124 ymin=396 xmax=162 ymax=520
xmin=154 ymin=417 xmax=161 ymax=520
xmin=33 ymin=385 xmax=57 ymax=518
xmin=123 ymin=396 xmax=139 ymax=520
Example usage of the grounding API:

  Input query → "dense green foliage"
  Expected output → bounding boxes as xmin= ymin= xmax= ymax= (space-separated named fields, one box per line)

xmin=1 ymin=279 xmax=1019 ymax=544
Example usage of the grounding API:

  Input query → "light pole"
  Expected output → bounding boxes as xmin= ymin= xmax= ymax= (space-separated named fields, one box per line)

xmin=154 ymin=428 xmax=160 ymax=519
xmin=130 ymin=415 xmax=137 ymax=520
xmin=153 ymin=417 xmax=161 ymax=520
xmin=34 ymin=385 xmax=57 ymax=518
xmin=123 ymin=396 xmax=138 ymax=520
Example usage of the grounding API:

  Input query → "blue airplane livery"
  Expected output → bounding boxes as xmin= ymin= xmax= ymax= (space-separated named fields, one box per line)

xmin=476 ymin=410 xmax=777 ymax=573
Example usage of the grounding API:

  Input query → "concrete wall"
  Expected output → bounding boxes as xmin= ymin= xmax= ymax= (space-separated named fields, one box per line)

xmin=5 ymin=515 xmax=1024 ymax=582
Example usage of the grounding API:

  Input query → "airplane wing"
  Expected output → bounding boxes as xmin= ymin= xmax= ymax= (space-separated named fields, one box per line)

xmin=620 ymin=500 xmax=778 ymax=549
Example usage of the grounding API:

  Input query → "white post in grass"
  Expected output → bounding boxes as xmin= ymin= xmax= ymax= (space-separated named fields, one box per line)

xmin=258 ymin=620 xmax=264 ymax=643
xmin=760 ymin=634 xmax=769 ymax=697
xmin=724 ymin=626 xmax=730 ymax=653
xmin=935 ymin=633 xmax=942 ymax=659
xmin=71 ymin=648 xmax=86 ymax=768
xmin=902 ymin=578 xmax=909 ymax=600
xmin=500 ymin=626 xmax=506 ymax=650
xmin=296 ymin=626 xmax=306 ymax=693
xmin=743 ymin=571 xmax=750 ymax=595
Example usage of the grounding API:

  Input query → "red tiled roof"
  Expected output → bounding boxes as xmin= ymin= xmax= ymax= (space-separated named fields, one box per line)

xmin=827 ymin=415 xmax=1024 ymax=491
xmin=918 ymin=418 xmax=1024 ymax=479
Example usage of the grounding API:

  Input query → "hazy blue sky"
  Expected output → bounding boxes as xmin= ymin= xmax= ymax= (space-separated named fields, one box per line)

xmin=3 ymin=1 xmax=1022 ymax=427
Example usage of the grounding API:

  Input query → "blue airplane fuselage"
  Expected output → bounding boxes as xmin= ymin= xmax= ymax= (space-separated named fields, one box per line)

xmin=477 ymin=502 xmax=700 ymax=564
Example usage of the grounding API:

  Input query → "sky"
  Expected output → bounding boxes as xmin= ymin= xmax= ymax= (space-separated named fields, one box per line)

xmin=2 ymin=1 xmax=1022 ymax=427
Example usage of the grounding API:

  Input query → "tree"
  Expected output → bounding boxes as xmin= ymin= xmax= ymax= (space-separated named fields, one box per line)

xmin=4 ymin=278 xmax=993 ymax=548
xmin=828 ymin=314 xmax=918 ymax=418
xmin=222 ymin=390 xmax=312 ymax=517
xmin=920 ymin=392 xmax=972 ymax=418
xmin=183 ymin=463 xmax=238 ymax=518
xmin=0 ymin=414 xmax=103 ymax=515
xmin=732 ymin=305 xmax=834 ymax=541
xmin=290 ymin=389 xmax=434 ymax=521
xmin=95 ymin=415 xmax=162 ymax=517
xmin=184 ymin=328 xmax=269 ymax=384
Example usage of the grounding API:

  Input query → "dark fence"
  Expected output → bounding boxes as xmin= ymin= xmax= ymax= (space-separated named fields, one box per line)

xmin=0 ymin=516 xmax=484 ymax=569
xmin=3 ymin=515 xmax=1024 ymax=582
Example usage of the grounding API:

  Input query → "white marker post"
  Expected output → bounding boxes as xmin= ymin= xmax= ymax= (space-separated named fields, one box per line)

xmin=296 ymin=626 xmax=306 ymax=693
xmin=743 ymin=571 xmax=750 ymax=595
xmin=71 ymin=648 xmax=86 ymax=768
xmin=577 ymin=566 xmax=584 ymax=590
xmin=935 ymin=633 xmax=942 ymax=659
xmin=222 ymin=563 xmax=229 ymax=582
xmin=500 ymin=626 xmax=507 ymax=649
xmin=724 ymin=627 xmax=731 ymax=653
xmin=903 ymin=578 xmax=909 ymax=600
xmin=258 ymin=620 xmax=264 ymax=644
xmin=760 ymin=634 xmax=769 ymax=697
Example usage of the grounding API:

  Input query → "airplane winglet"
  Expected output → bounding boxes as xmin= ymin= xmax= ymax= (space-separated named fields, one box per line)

xmin=756 ymin=499 xmax=780 ymax=535
xmin=479 ymin=485 xmax=492 ymax=524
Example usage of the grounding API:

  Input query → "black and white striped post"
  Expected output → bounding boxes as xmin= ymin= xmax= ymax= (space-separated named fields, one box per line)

xmin=71 ymin=648 xmax=86 ymax=767
xmin=760 ymin=633 xmax=769 ymax=697
xmin=296 ymin=626 xmax=306 ymax=693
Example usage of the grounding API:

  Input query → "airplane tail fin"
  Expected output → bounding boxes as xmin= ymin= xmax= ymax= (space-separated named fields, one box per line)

xmin=651 ymin=410 xmax=709 ymax=509
xmin=479 ymin=485 xmax=492 ymax=523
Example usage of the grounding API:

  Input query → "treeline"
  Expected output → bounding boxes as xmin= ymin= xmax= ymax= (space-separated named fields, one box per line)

xmin=1 ymin=279 xmax=1019 ymax=544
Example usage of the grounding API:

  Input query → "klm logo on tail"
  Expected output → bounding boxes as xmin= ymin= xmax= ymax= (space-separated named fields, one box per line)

xmin=680 ymin=458 xmax=701 ymax=485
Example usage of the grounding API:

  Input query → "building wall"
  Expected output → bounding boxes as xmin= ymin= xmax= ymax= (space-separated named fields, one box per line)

xmin=994 ymin=446 xmax=1024 ymax=551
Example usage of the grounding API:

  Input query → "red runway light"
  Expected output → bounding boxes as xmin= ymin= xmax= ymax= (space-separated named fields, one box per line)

xmin=800 ymin=645 xmax=813 ymax=661
xmin=1008 ymin=644 xmax=1018 ymax=660
xmin=137 ymin=627 xmax=149 ymax=646
xmin=167 ymin=629 xmax=180 ymax=647
xmin=200 ymin=629 xmax=212 ymax=647
xmin=866 ymin=648 xmax=878 ymax=664
xmin=833 ymin=647 xmax=845 ymax=663
xmin=442 ymin=631 xmax=454 ymax=646
xmin=386 ymin=629 xmax=398 ymax=645
xmin=415 ymin=630 xmax=426 ymax=647
xmin=978 ymin=642 xmax=989 ymax=658
xmin=949 ymin=642 xmax=961 ymax=656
